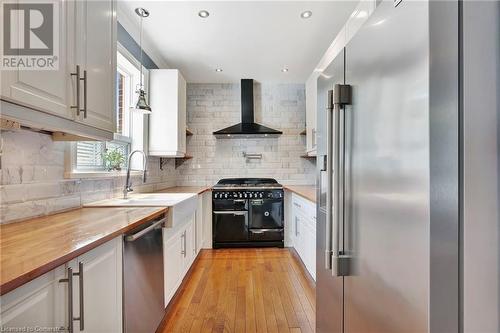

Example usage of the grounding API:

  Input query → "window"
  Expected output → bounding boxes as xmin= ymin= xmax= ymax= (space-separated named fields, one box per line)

xmin=70 ymin=45 xmax=148 ymax=175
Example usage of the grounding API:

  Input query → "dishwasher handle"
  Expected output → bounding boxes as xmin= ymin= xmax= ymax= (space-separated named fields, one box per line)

xmin=125 ymin=218 xmax=165 ymax=242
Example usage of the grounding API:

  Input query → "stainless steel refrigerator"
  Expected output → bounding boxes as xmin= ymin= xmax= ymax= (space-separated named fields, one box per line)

xmin=315 ymin=1 xmax=468 ymax=332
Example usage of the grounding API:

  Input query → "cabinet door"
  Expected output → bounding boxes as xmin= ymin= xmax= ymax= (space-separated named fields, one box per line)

xmin=164 ymin=231 xmax=183 ymax=306
xmin=183 ymin=217 xmax=195 ymax=272
xmin=306 ymin=73 xmax=318 ymax=155
xmin=74 ymin=238 xmax=122 ymax=333
xmin=0 ymin=265 xmax=67 ymax=329
xmin=195 ymin=195 xmax=203 ymax=254
xmin=0 ymin=0 xmax=75 ymax=119
xmin=178 ymin=74 xmax=187 ymax=155
xmin=293 ymin=213 xmax=304 ymax=259
xmin=302 ymin=223 xmax=316 ymax=280
xmin=74 ymin=0 xmax=116 ymax=132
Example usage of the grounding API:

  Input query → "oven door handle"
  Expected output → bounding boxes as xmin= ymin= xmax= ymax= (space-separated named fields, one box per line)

xmin=213 ymin=211 xmax=247 ymax=216
xmin=233 ymin=199 xmax=246 ymax=203
xmin=250 ymin=228 xmax=283 ymax=234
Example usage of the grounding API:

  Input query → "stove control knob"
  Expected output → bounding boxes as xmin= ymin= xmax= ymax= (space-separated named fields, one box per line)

xmin=214 ymin=193 xmax=218 ymax=199
xmin=239 ymin=193 xmax=243 ymax=198
xmin=224 ymin=193 xmax=228 ymax=198
xmin=259 ymin=193 xmax=263 ymax=198
xmin=248 ymin=193 xmax=253 ymax=198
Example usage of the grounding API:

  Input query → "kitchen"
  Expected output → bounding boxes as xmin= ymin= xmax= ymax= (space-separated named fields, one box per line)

xmin=0 ymin=1 xmax=499 ymax=333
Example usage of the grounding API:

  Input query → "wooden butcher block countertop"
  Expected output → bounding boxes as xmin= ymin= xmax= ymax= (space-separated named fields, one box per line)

xmin=284 ymin=185 xmax=317 ymax=203
xmin=0 ymin=206 xmax=167 ymax=295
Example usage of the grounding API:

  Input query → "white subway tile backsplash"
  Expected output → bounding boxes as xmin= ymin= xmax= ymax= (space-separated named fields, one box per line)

xmin=176 ymin=82 xmax=315 ymax=187
xmin=0 ymin=129 xmax=177 ymax=224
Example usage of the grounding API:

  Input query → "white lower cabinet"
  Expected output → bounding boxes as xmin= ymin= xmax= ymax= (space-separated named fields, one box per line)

xmin=0 ymin=266 xmax=67 ymax=329
xmin=163 ymin=230 xmax=183 ymax=306
xmin=289 ymin=193 xmax=317 ymax=280
xmin=163 ymin=214 xmax=196 ymax=307
xmin=70 ymin=237 xmax=122 ymax=333
xmin=0 ymin=238 xmax=122 ymax=332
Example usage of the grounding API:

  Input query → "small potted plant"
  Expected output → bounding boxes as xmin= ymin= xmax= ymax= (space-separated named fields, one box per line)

xmin=102 ymin=148 xmax=125 ymax=171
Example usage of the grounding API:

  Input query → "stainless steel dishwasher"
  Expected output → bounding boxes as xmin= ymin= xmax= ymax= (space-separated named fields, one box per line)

xmin=123 ymin=217 xmax=165 ymax=333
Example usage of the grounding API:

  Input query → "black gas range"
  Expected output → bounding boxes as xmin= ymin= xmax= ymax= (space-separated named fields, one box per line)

xmin=212 ymin=178 xmax=284 ymax=248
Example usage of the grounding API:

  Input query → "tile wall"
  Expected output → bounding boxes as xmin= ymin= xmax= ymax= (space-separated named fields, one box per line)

xmin=0 ymin=82 xmax=315 ymax=223
xmin=0 ymin=129 xmax=176 ymax=223
xmin=176 ymin=83 xmax=316 ymax=186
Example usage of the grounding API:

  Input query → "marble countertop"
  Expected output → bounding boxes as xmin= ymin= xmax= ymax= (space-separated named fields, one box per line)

xmin=0 ymin=207 xmax=167 ymax=295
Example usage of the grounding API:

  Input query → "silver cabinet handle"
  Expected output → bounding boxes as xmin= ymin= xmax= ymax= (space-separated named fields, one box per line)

xmin=125 ymin=218 xmax=165 ymax=242
xmin=70 ymin=65 xmax=81 ymax=116
xmin=233 ymin=199 xmax=246 ymax=203
xmin=295 ymin=216 xmax=299 ymax=237
xmin=59 ymin=267 xmax=74 ymax=333
xmin=312 ymin=128 xmax=317 ymax=147
xmin=59 ymin=264 xmax=84 ymax=332
xmin=183 ymin=231 xmax=187 ymax=258
xmin=81 ymin=70 xmax=87 ymax=118
xmin=180 ymin=231 xmax=186 ymax=257
xmin=73 ymin=262 xmax=84 ymax=331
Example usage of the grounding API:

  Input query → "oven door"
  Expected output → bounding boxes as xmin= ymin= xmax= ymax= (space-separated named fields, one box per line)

xmin=213 ymin=210 xmax=248 ymax=242
xmin=249 ymin=198 xmax=284 ymax=229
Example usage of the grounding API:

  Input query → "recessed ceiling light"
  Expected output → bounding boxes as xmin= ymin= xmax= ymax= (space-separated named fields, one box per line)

xmin=301 ymin=11 xmax=312 ymax=19
xmin=215 ymin=68 xmax=223 ymax=72
xmin=281 ymin=68 xmax=289 ymax=73
xmin=198 ymin=10 xmax=209 ymax=18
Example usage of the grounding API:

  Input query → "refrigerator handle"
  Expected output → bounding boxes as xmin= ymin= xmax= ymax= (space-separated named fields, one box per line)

xmin=332 ymin=83 xmax=353 ymax=277
xmin=325 ymin=89 xmax=335 ymax=270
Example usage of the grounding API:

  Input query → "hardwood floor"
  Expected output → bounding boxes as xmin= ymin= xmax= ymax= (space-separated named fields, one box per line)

xmin=160 ymin=248 xmax=316 ymax=333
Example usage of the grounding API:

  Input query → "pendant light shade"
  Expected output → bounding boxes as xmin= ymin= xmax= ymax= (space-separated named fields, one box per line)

xmin=134 ymin=7 xmax=152 ymax=114
xmin=135 ymin=89 xmax=152 ymax=113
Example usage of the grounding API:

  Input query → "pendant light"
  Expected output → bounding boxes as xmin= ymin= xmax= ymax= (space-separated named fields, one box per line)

xmin=134 ymin=7 xmax=152 ymax=113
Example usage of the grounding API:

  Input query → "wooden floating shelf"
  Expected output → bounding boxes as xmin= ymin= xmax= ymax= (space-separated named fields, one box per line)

xmin=175 ymin=155 xmax=193 ymax=169
xmin=299 ymin=129 xmax=306 ymax=135
xmin=186 ymin=128 xmax=194 ymax=136
xmin=159 ymin=155 xmax=193 ymax=170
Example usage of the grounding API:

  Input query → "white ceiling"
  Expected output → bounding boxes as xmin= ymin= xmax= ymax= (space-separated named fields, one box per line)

xmin=119 ymin=1 xmax=357 ymax=83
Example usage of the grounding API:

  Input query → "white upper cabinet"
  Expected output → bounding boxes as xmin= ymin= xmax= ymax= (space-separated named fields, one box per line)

xmin=1 ymin=0 xmax=75 ymax=120
xmin=306 ymin=72 xmax=319 ymax=156
xmin=0 ymin=0 xmax=116 ymax=140
xmin=149 ymin=69 xmax=187 ymax=157
xmin=74 ymin=0 xmax=116 ymax=133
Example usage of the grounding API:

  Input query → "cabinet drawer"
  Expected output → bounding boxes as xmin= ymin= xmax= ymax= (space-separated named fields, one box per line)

xmin=292 ymin=194 xmax=316 ymax=223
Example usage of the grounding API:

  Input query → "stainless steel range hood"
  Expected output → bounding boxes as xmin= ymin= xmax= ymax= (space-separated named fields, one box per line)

xmin=213 ymin=79 xmax=282 ymax=137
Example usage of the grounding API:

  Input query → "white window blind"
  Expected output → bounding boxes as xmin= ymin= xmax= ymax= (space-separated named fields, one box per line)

xmin=76 ymin=141 xmax=129 ymax=171
xmin=76 ymin=142 xmax=105 ymax=170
